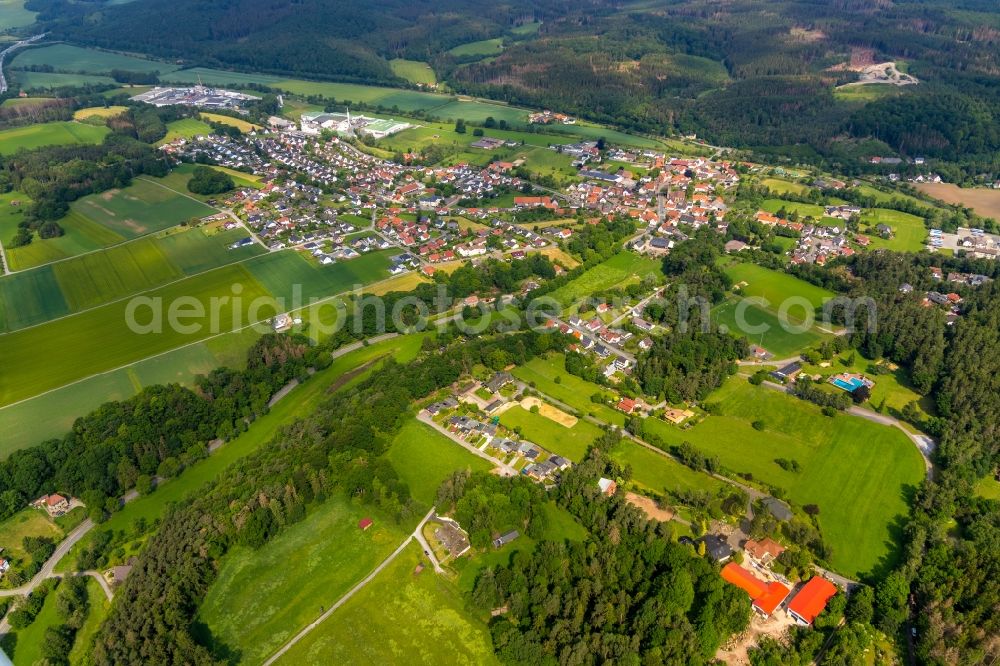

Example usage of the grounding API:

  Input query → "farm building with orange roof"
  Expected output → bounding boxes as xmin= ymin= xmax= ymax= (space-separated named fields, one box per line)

xmin=787 ymin=576 xmax=838 ymax=626
xmin=720 ymin=563 xmax=790 ymax=618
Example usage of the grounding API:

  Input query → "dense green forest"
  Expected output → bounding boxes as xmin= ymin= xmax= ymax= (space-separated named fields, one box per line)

xmin=21 ymin=0 xmax=1000 ymax=177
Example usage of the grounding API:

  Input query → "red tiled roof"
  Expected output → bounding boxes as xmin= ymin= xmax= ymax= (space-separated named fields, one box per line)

xmin=788 ymin=577 xmax=837 ymax=624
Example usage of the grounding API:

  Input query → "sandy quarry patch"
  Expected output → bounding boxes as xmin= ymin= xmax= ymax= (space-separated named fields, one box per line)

xmin=625 ymin=492 xmax=675 ymax=522
xmin=716 ymin=611 xmax=797 ymax=665
xmin=520 ymin=396 xmax=577 ymax=427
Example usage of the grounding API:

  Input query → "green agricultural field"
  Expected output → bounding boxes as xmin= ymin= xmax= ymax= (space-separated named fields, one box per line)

xmin=723 ymin=262 xmax=835 ymax=311
xmin=852 ymin=184 xmax=940 ymax=214
xmin=649 ymin=378 xmax=925 ymax=578
xmin=429 ymin=99 xmax=526 ymax=125
xmin=0 ymin=263 xmax=276 ymax=407
xmin=153 ymin=163 xmax=261 ymax=200
xmin=0 ymin=509 xmax=61 ymax=562
xmin=199 ymin=112 xmax=262 ymax=133
xmin=0 ymin=121 xmax=109 ymax=155
xmin=613 ymin=441 xmax=724 ymax=496
xmin=2 ymin=207 xmax=126 ymax=271
xmin=389 ymin=59 xmax=436 ymax=85
xmin=385 ymin=418 xmax=492 ymax=506
xmin=156 ymin=225 xmax=266 ymax=274
xmin=0 ymin=0 xmax=35 ymax=29
xmin=512 ymin=354 xmax=626 ymax=426
xmin=448 ymin=38 xmax=505 ymax=58
xmin=156 ymin=117 xmax=213 ymax=144
xmin=71 ymin=177 xmax=216 ymax=239
xmin=549 ymin=252 xmax=661 ymax=306
xmin=0 ymin=264 xmax=69 ymax=331
xmin=499 ymin=404 xmax=602 ymax=462
xmin=12 ymin=70 xmax=117 ymax=89
xmin=199 ymin=496 xmax=411 ymax=665
xmin=711 ymin=299 xmax=829 ymax=357
xmin=11 ymin=44 xmax=178 ymax=75
xmin=248 ymin=248 xmax=394 ymax=304
xmin=52 ymin=236 xmax=182 ymax=311
xmin=862 ymin=208 xmax=926 ymax=252
xmin=274 ymin=542 xmax=496 ymax=666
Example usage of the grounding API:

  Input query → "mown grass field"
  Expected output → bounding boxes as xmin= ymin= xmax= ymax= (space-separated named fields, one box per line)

xmin=274 ymin=541 xmax=497 ymax=666
xmin=711 ymin=299 xmax=829 ymax=357
xmin=389 ymin=59 xmax=436 ymax=85
xmin=651 ymin=378 xmax=925 ymax=578
xmin=71 ymin=177 xmax=216 ymax=238
xmin=549 ymin=252 xmax=661 ymax=306
xmin=861 ymin=208 xmax=927 ymax=252
xmin=612 ymin=441 xmax=725 ymax=496
xmin=723 ymin=262 xmax=835 ymax=311
xmin=199 ymin=496 xmax=411 ymax=665
xmin=499 ymin=404 xmax=602 ymax=462
xmin=385 ymin=418 xmax=492 ymax=506
xmin=0 ymin=121 xmax=109 ymax=155
xmin=0 ymin=263 xmax=276 ymax=407
xmin=10 ymin=43 xmax=179 ymax=74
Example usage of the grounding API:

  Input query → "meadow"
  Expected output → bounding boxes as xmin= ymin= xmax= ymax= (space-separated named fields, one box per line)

xmin=761 ymin=177 xmax=809 ymax=196
xmin=1 ymin=206 xmax=126 ymax=272
xmin=0 ymin=0 xmax=34 ymax=29
xmin=67 ymin=578 xmax=111 ymax=664
xmin=274 ymin=542 xmax=497 ymax=666
xmin=448 ymin=38 xmax=505 ymax=58
xmin=711 ymin=299 xmax=829 ymax=357
xmin=199 ymin=495 xmax=411 ymax=665
xmin=613 ymin=441 xmax=725 ymax=496
xmin=73 ymin=105 xmax=127 ymax=120
xmin=71 ymin=177 xmax=216 ymax=238
xmin=499 ymin=404 xmax=602 ymax=462
xmin=760 ymin=198 xmax=838 ymax=224
xmin=199 ymin=112 xmax=262 ymax=133
xmin=385 ymin=418 xmax=493 ymax=506
xmin=0 ymin=508 xmax=61 ymax=563
xmin=10 ymin=43 xmax=179 ymax=75
xmin=156 ymin=117 xmax=214 ymax=144
xmin=723 ymin=262 xmax=835 ymax=311
xmin=389 ymin=59 xmax=436 ymax=85
xmin=648 ymin=378 xmax=925 ymax=578
xmin=861 ymin=208 xmax=927 ymax=252
xmin=512 ymin=354 xmax=626 ymax=426
xmin=0 ymin=121 xmax=109 ymax=155
xmin=247 ymin=248 xmax=394 ymax=304
xmin=548 ymin=252 xmax=662 ymax=306
xmin=13 ymin=71 xmax=116 ymax=89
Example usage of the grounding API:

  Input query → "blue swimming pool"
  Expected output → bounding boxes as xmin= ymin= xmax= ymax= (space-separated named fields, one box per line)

xmin=832 ymin=377 xmax=865 ymax=391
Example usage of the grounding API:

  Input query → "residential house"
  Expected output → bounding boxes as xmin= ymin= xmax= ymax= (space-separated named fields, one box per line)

xmin=597 ymin=477 xmax=618 ymax=496
xmin=744 ymin=537 xmax=785 ymax=568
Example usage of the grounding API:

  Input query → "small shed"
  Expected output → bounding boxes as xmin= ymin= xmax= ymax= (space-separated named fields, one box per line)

xmin=358 ymin=517 xmax=374 ymax=531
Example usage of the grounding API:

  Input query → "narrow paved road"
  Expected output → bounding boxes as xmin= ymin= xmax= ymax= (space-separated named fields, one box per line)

xmin=261 ymin=507 xmax=439 ymax=666
xmin=417 ymin=412 xmax=518 ymax=476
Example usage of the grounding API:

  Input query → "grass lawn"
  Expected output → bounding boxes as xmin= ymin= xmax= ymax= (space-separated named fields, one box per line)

xmin=10 ymin=44 xmax=179 ymax=75
xmin=389 ymin=59 xmax=436 ymax=85
xmin=0 ymin=121 xmax=109 ymax=155
xmin=0 ymin=509 xmax=61 ymax=563
xmin=861 ymin=208 xmax=926 ymax=252
xmin=72 ymin=177 xmax=216 ymax=239
xmin=723 ymin=262 xmax=835 ymax=311
xmin=654 ymin=378 xmax=925 ymax=578
xmin=973 ymin=476 xmax=1000 ymax=501
xmin=198 ymin=496 xmax=411 ymax=665
xmin=274 ymin=542 xmax=496 ymax=666
xmin=499 ymin=404 xmax=602 ymax=462
xmin=513 ymin=354 xmax=626 ymax=427
xmin=385 ymin=418 xmax=493 ymax=506
xmin=612 ymin=441 xmax=724 ymax=496
xmin=549 ymin=252 xmax=661 ymax=306
xmin=199 ymin=112 xmax=262 ymax=133
xmin=0 ymin=263 xmax=275 ymax=407
xmin=761 ymin=178 xmax=810 ymax=196
xmin=156 ymin=118 xmax=214 ymax=145
xmin=711 ymin=299 xmax=829 ymax=357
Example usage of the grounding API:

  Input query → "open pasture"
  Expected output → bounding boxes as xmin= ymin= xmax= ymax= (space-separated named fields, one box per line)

xmin=448 ymin=38 xmax=505 ymax=58
xmin=723 ymin=262 xmax=834 ymax=311
xmin=612 ymin=441 xmax=724 ymax=496
xmin=861 ymin=208 xmax=926 ymax=251
xmin=549 ymin=252 xmax=661 ymax=306
xmin=711 ymin=299 xmax=829 ymax=357
xmin=0 ymin=0 xmax=34 ymax=29
xmin=761 ymin=177 xmax=810 ymax=196
xmin=199 ymin=496 xmax=410 ymax=665
xmin=274 ymin=542 xmax=496 ymax=666
xmin=71 ymin=177 xmax=216 ymax=238
xmin=13 ymin=71 xmax=116 ymax=89
xmin=156 ymin=117 xmax=213 ymax=144
xmin=389 ymin=59 xmax=437 ymax=85
xmin=385 ymin=418 xmax=492 ymax=506
xmin=0 ymin=121 xmax=109 ymax=155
